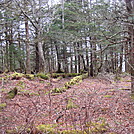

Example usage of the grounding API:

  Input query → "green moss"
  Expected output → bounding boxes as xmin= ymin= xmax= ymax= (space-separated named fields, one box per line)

xmin=6 ymin=87 xmax=18 ymax=99
xmin=103 ymin=95 xmax=112 ymax=98
xmin=0 ymin=88 xmax=6 ymax=92
xmin=36 ymin=73 xmax=49 ymax=80
xmin=44 ymin=91 xmax=50 ymax=95
xmin=19 ymin=90 xmax=40 ymax=96
xmin=112 ymin=81 xmax=116 ymax=84
xmin=20 ymin=89 xmax=29 ymax=93
xmin=4 ymin=69 xmax=9 ymax=73
xmin=0 ymin=103 xmax=7 ymax=111
xmin=6 ymin=129 xmax=17 ymax=134
xmin=108 ymin=132 xmax=117 ymax=134
xmin=16 ymin=81 xmax=25 ymax=88
xmin=36 ymin=124 xmax=85 ymax=134
xmin=119 ymin=88 xmax=131 ymax=91
xmin=64 ymin=82 xmax=71 ymax=89
xmin=66 ymin=76 xmax=82 ymax=86
xmin=50 ymin=73 xmax=88 ymax=94
xmin=51 ymin=93 xmax=62 ymax=96
xmin=66 ymin=99 xmax=78 ymax=110
xmin=114 ymin=76 xmax=121 ymax=81
xmin=51 ymin=73 xmax=65 ymax=78
xmin=51 ymin=73 xmax=59 ymax=78
xmin=36 ymin=124 xmax=56 ymax=133
xmin=67 ymin=73 xmax=81 ymax=77
xmin=84 ymin=120 xmax=109 ymax=133
xmin=6 ymin=126 xmax=37 ymax=134
xmin=16 ymin=81 xmax=24 ymax=85
xmin=39 ymin=80 xmax=45 ymax=83
xmin=25 ymin=74 xmax=35 ymax=80
xmin=130 ymin=94 xmax=134 ymax=100
xmin=100 ymin=108 xmax=109 ymax=112
xmin=51 ymin=87 xmax=65 ymax=93
xmin=35 ymin=120 xmax=109 ymax=134
xmin=61 ymin=130 xmax=85 ymax=134
xmin=109 ymin=89 xmax=115 ymax=91
xmin=125 ymin=80 xmax=131 ymax=82
xmin=51 ymin=73 xmax=81 ymax=78
xmin=0 ymin=103 xmax=6 ymax=108
xmin=64 ymin=74 xmax=88 ymax=88
xmin=57 ymin=76 xmax=63 ymax=80
xmin=29 ymin=92 xmax=40 ymax=96
xmin=124 ymin=84 xmax=130 ymax=86
xmin=11 ymin=72 xmax=24 ymax=80
xmin=81 ymin=73 xmax=88 ymax=79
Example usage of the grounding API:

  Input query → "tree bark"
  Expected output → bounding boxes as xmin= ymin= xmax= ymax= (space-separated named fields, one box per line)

xmin=90 ymin=37 xmax=94 ymax=77
xmin=77 ymin=42 xmax=81 ymax=73
xmin=25 ymin=15 xmax=31 ymax=74
xmin=38 ymin=41 xmax=45 ymax=73
xmin=74 ymin=43 xmax=78 ymax=73
xmin=125 ymin=0 xmax=134 ymax=94
xmin=55 ymin=44 xmax=62 ymax=73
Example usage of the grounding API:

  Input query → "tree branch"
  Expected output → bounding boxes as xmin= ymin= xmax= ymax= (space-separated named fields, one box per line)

xmin=14 ymin=0 xmax=37 ymax=30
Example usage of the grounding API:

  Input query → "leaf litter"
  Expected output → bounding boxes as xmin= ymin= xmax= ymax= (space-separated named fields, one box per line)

xmin=0 ymin=73 xmax=134 ymax=134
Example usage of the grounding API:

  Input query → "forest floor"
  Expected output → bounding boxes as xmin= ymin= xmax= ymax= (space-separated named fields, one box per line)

xmin=0 ymin=72 xmax=134 ymax=134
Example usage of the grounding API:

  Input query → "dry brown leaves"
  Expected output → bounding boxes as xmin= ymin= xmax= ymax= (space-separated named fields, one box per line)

xmin=0 ymin=73 xmax=134 ymax=134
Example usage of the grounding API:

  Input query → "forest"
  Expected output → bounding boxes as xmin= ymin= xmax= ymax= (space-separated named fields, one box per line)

xmin=0 ymin=0 xmax=134 ymax=134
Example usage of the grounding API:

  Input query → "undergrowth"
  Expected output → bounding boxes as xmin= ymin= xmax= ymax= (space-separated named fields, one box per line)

xmin=51 ymin=73 xmax=81 ymax=78
xmin=51 ymin=73 xmax=88 ymax=93
xmin=5 ymin=120 xmax=109 ymax=134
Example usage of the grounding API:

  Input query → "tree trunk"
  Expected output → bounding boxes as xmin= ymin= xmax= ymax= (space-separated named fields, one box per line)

xmin=110 ymin=49 xmax=114 ymax=73
xmin=70 ymin=46 xmax=73 ymax=73
xmin=5 ymin=24 xmax=9 ymax=71
xmin=85 ymin=39 xmax=89 ymax=72
xmin=77 ymin=43 xmax=81 ymax=73
xmin=38 ymin=41 xmax=45 ymax=73
xmin=125 ymin=41 xmax=130 ymax=72
xmin=63 ymin=44 xmax=68 ymax=73
xmin=25 ymin=15 xmax=31 ymax=74
xmin=125 ymin=0 xmax=134 ymax=94
xmin=119 ymin=45 xmax=123 ymax=73
xmin=61 ymin=0 xmax=65 ymax=29
xmin=74 ymin=43 xmax=77 ymax=73
xmin=97 ymin=44 xmax=103 ymax=73
xmin=55 ymin=44 xmax=62 ymax=73
xmin=9 ymin=27 xmax=13 ymax=72
xmin=35 ymin=44 xmax=39 ymax=73
xmin=130 ymin=26 xmax=134 ymax=94
xmin=90 ymin=38 xmax=94 ymax=77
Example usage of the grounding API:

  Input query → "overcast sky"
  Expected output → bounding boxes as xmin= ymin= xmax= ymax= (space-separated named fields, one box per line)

xmin=48 ymin=0 xmax=60 ymax=6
